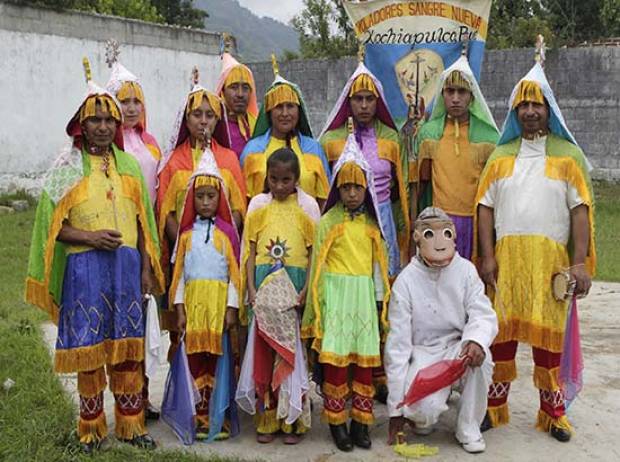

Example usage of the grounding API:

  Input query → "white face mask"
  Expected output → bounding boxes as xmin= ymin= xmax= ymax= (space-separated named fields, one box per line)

xmin=414 ymin=221 xmax=457 ymax=267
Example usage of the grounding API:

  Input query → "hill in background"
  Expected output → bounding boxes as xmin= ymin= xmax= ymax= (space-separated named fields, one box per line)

xmin=196 ymin=0 xmax=300 ymax=62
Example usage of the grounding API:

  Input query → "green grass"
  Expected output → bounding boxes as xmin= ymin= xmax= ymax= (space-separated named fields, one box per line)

xmin=0 ymin=182 xmax=618 ymax=459
xmin=0 ymin=211 xmax=248 ymax=462
xmin=593 ymin=181 xmax=620 ymax=281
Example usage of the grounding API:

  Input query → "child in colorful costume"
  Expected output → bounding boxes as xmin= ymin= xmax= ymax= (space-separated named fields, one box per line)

xmin=416 ymin=56 xmax=499 ymax=260
xmin=302 ymin=129 xmax=390 ymax=452
xmin=240 ymin=63 xmax=330 ymax=205
xmin=25 ymin=70 xmax=163 ymax=453
xmin=236 ymin=148 xmax=320 ymax=444
xmin=168 ymin=146 xmax=241 ymax=441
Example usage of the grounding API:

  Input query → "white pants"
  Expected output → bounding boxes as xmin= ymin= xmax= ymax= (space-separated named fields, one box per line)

xmin=402 ymin=341 xmax=493 ymax=444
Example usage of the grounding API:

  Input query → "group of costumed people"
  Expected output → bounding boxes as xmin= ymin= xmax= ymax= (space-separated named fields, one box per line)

xmin=25 ymin=43 xmax=594 ymax=456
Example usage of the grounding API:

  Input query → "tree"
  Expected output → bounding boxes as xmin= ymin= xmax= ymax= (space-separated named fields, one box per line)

xmin=600 ymin=0 xmax=620 ymax=37
xmin=151 ymin=0 xmax=208 ymax=29
xmin=291 ymin=0 xmax=357 ymax=59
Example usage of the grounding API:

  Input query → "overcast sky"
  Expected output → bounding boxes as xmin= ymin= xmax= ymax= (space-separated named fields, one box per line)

xmin=238 ymin=0 xmax=304 ymax=24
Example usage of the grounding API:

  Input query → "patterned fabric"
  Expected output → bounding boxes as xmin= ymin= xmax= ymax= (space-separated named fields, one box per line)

xmin=323 ymin=363 xmax=374 ymax=424
xmin=56 ymin=247 xmax=143 ymax=372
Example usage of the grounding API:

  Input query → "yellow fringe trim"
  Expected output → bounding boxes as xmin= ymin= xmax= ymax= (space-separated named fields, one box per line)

xmin=117 ymin=81 xmax=144 ymax=105
xmin=533 ymin=365 xmax=560 ymax=391
xmin=492 ymin=360 xmax=517 ymax=383
xmin=281 ymin=419 xmax=308 ymax=435
xmin=322 ymin=382 xmax=350 ymax=400
xmin=194 ymin=175 xmax=221 ymax=189
xmin=255 ymin=409 xmax=280 ymax=434
xmin=194 ymin=373 xmax=215 ymax=391
xmin=349 ymin=74 xmax=378 ymax=97
xmin=495 ymin=318 xmax=564 ymax=353
xmin=224 ymin=65 xmax=253 ymax=87
xmin=318 ymin=351 xmax=381 ymax=368
xmin=24 ymin=278 xmax=59 ymax=324
xmin=108 ymin=365 xmax=144 ymax=395
xmin=336 ymin=162 xmax=367 ymax=188
xmin=77 ymin=368 xmax=107 ymax=397
xmin=487 ymin=402 xmax=510 ymax=427
xmin=444 ymin=70 xmax=471 ymax=90
xmin=114 ymin=408 xmax=147 ymax=440
xmin=186 ymin=89 xmax=222 ymax=120
xmin=351 ymin=407 xmax=374 ymax=425
xmin=80 ymin=95 xmax=121 ymax=123
xmin=54 ymin=338 xmax=144 ymax=374
xmin=352 ymin=381 xmax=375 ymax=398
xmin=264 ymin=84 xmax=299 ymax=112
xmin=220 ymin=168 xmax=248 ymax=217
xmin=512 ymin=80 xmax=545 ymax=108
xmin=322 ymin=408 xmax=348 ymax=425
xmin=78 ymin=411 xmax=108 ymax=444
xmin=168 ymin=232 xmax=190 ymax=308
xmin=186 ymin=330 xmax=224 ymax=356
xmin=536 ymin=411 xmax=572 ymax=433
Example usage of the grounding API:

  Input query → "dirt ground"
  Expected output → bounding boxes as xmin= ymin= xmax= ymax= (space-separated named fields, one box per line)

xmin=42 ymin=281 xmax=620 ymax=462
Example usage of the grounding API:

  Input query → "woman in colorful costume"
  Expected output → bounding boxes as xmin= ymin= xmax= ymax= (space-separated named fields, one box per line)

xmin=416 ymin=56 xmax=499 ymax=260
xmin=302 ymin=129 xmax=390 ymax=452
xmin=236 ymin=148 xmax=320 ymax=444
xmin=475 ymin=62 xmax=595 ymax=442
xmin=106 ymin=58 xmax=162 ymax=206
xmin=25 ymin=73 xmax=164 ymax=453
xmin=319 ymin=62 xmax=409 ymax=276
xmin=168 ymin=147 xmax=241 ymax=441
xmin=157 ymin=82 xmax=247 ymax=284
xmin=240 ymin=63 xmax=330 ymax=205
xmin=215 ymin=51 xmax=258 ymax=158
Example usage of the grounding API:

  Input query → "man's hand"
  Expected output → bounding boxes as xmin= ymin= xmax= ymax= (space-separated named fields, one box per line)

xmin=460 ymin=341 xmax=485 ymax=368
xmin=570 ymin=264 xmax=591 ymax=297
xmin=247 ymin=286 xmax=257 ymax=308
xmin=388 ymin=416 xmax=405 ymax=445
xmin=175 ymin=303 xmax=186 ymax=333
xmin=88 ymin=229 xmax=123 ymax=250
xmin=224 ymin=307 xmax=238 ymax=331
xmin=479 ymin=255 xmax=498 ymax=286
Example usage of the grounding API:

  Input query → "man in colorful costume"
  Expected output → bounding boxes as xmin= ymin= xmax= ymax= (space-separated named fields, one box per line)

xmin=240 ymin=70 xmax=330 ymax=204
xmin=320 ymin=62 xmax=409 ymax=276
xmin=157 ymin=84 xmax=246 ymax=285
xmin=215 ymin=51 xmax=259 ymax=158
xmin=475 ymin=62 xmax=595 ymax=442
xmin=106 ymin=60 xmax=162 ymax=206
xmin=25 ymin=76 xmax=164 ymax=453
xmin=168 ymin=149 xmax=241 ymax=440
xmin=302 ymin=131 xmax=390 ymax=452
xmin=385 ymin=207 xmax=497 ymax=454
xmin=416 ymin=56 xmax=499 ymax=260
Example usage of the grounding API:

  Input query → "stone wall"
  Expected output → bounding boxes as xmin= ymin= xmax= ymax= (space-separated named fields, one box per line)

xmin=249 ymin=47 xmax=620 ymax=180
xmin=0 ymin=2 xmax=222 ymax=193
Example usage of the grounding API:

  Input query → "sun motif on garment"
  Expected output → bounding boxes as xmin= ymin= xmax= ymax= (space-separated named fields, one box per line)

xmin=265 ymin=237 xmax=290 ymax=263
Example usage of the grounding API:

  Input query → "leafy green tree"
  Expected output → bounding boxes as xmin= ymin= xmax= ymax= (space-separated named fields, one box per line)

xmin=151 ymin=0 xmax=208 ymax=29
xmin=291 ymin=0 xmax=357 ymax=59
xmin=600 ymin=0 xmax=620 ymax=38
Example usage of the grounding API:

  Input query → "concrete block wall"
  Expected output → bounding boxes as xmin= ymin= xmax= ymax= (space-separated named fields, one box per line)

xmin=249 ymin=47 xmax=620 ymax=180
xmin=0 ymin=2 xmax=223 ymax=192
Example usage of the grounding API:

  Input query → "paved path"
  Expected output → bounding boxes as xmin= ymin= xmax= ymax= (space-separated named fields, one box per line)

xmin=42 ymin=281 xmax=620 ymax=461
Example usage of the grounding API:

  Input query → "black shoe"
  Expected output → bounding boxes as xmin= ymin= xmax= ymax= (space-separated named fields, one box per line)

xmin=350 ymin=420 xmax=372 ymax=449
xmin=374 ymin=383 xmax=388 ymax=404
xmin=124 ymin=433 xmax=157 ymax=450
xmin=550 ymin=425 xmax=571 ymax=442
xmin=329 ymin=424 xmax=353 ymax=452
xmin=145 ymin=403 xmax=160 ymax=421
xmin=480 ymin=412 xmax=493 ymax=433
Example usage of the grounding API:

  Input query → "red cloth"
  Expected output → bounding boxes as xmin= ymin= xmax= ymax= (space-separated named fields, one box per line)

xmin=397 ymin=358 xmax=467 ymax=409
